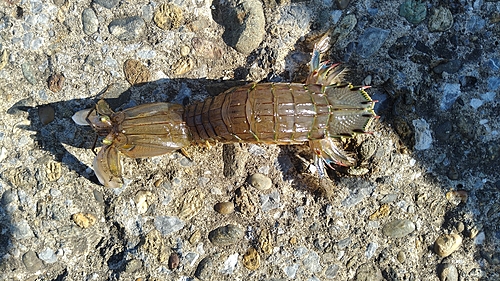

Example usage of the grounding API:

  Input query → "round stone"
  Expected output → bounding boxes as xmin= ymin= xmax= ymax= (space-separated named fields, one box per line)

xmin=214 ymin=201 xmax=235 ymax=214
xmin=248 ymin=173 xmax=272 ymax=191
xmin=382 ymin=219 xmax=415 ymax=238
xmin=434 ymin=233 xmax=462 ymax=257
xmin=208 ymin=224 xmax=244 ymax=246
xmin=82 ymin=8 xmax=98 ymax=35
xmin=168 ymin=253 xmax=180 ymax=270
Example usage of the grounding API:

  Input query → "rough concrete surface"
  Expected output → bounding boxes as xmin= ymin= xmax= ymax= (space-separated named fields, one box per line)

xmin=0 ymin=0 xmax=499 ymax=280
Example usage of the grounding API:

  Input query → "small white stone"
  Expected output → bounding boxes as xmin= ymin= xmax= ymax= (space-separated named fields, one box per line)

xmin=470 ymin=98 xmax=483 ymax=109
xmin=413 ymin=119 xmax=433 ymax=150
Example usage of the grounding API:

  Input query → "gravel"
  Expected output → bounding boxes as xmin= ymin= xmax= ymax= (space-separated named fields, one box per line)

xmin=0 ymin=0 xmax=499 ymax=280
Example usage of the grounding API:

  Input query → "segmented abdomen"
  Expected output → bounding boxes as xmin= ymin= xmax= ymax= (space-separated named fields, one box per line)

xmin=183 ymin=83 xmax=375 ymax=145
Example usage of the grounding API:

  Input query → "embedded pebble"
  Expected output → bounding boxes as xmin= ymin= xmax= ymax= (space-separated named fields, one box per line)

xmin=259 ymin=229 xmax=273 ymax=254
xmin=153 ymin=3 xmax=183 ymax=30
xmin=325 ymin=264 xmax=340 ymax=278
xmin=208 ymin=224 xmax=244 ymax=246
xmin=365 ymin=242 xmax=378 ymax=259
xmin=38 ymin=105 xmax=55 ymax=125
xmin=72 ymin=213 xmax=97 ymax=228
xmin=134 ymin=190 xmax=153 ymax=214
xmin=22 ymin=250 xmax=43 ymax=272
xmin=382 ymin=219 xmax=415 ymax=238
xmin=235 ymin=186 xmax=258 ymax=215
xmin=154 ymin=216 xmax=185 ymax=236
xmin=172 ymin=58 xmax=194 ymax=75
xmin=45 ymin=160 xmax=62 ymax=181
xmin=180 ymin=45 xmax=190 ymax=56
xmin=22 ymin=63 xmax=37 ymax=85
xmin=397 ymin=251 xmax=406 ymax=263
xmin=260 ymin=191 xmax=280 ymax=212
xmin=125 ymin=259 xmax=142 ymax=273
xmin=439 ymin=263 xmax=459 ymax=281
xmin=123 ymin=59 xmax=151 ymax=85
xmin=178 ymin=189 xmax=205 ymax=220
xmin=355 ymin=263 xmax=383 ymax=281
xmin=47 ymin=73 xmax=65 ymax=92
xmin=428 ymin=6 xmax=453 ymax=32
xmin=331 ymin=14 xmax=357 ymax=44
xmin=215 ymin=0 xmax=265 ymax=54
xmin=220 ymin=253 xmax=239 ymax=274
xmin=369 ymin=204 xmax=390 ymax=220
xmin=303 ymin=251 xmax=321 ymax=273
xmin=248 ymin=173 xmax=272 ymax=190
xmin=142 ymin=229 xmax=169 ymax=262
xmin=357 ymin=27 xmax=390 ymax=58
xmin=434 ymin=233 xmax=462 ymax=257
xmin=433 ymin=60 xmax=462 ymax=74
xmin=184 ymin=252 xmax=199 ymax=266
xmin=243 ymin=247 xmax=260 ymax=270
xmin=82 ymin=8 xmax=98 ymax=35
xmin=283 ymin=263 xmax=299 ymax=278
xmin=168 ymin=253 xmax=180 ymax=270
xmin=214 ymin=201 xmax=235 ymax=214
xmin=38 ymin=248 xmax=57 ymax=264
xmin=435 ymin=121 xmax=452 ymax=142
xmin=195 ymin=257 xmax=213 ymax=280
xmin=192 ymin=37 xmax=222 ymax=59
xmin=12 ymin=220 xmax=34 ymax=240
xmin=399 ymin=0 xmax=427 ymax=24
xmin=109 ymin=16 xmax=146 ymax=41
xmin=446 ymin=190 xmax=467 ymax=205
xmin=189 ymin=229 xmax=201 ymax=244
xmin=440 ymin=83 xmax=461 ymax=110
xmin=0 ymin=49 xmax=8 ymax=70
xmin=93 ymin=0 xmax=119 ymax=9
xmin=413 ymin=118 xmax=433 ymax=150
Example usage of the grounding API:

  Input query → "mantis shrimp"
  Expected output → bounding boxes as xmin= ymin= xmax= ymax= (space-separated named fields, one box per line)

xmin=73 ymin=36 xmax=377 ymax=187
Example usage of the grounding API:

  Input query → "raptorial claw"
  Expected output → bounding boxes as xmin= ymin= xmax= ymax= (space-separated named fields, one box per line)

xmin=94 ymin=144 xmax=123 ymax=188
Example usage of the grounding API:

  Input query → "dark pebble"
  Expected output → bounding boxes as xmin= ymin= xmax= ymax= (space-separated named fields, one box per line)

xmin=38 ymin=105 xmax=55 ymax=125
xmin=415 ymin=41 xmax=432 ymax=54
xmin=168 ymin=253 xmax=180 ymax=270
xmin=195 ymin=257 xmax=213 ymax=280
xmin=447 ymin=166 xmax=459 ymax=180
xmin=433 ymin=60 xmax=463 ymax=74
xmin=22 ymin=250 xmax=43 ymax=272
xmin=93 ymin=0 xmax=119 ymax=9
xmin=435 ymin=121 xmax=452 ymax=142
xmin=388 ymin=36 xmax=414 ymax=60
xmin=208 ymin=224 xmax=244 ymax=246
xmin=47 ymin=73 xmax=65 ymax=92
